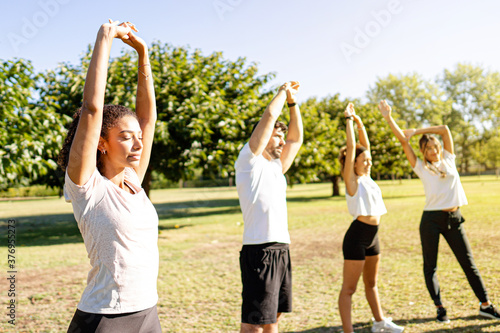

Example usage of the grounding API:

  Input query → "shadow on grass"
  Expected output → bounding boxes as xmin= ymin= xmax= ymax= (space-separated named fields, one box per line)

xmin=154 ymin=198 xmax=241 ymax=220
xmin=286 ymin=316 xmax=500 ymax=333
xmin=1 ymin=213 xmax=82 ymax=247
xmin=285 ymin=320 xmax=366 ymax=333
xmin=287 ymin=195 xmax=338 ymax=203
xmin=424 ymin=315 xmax=500 ymax=332
xmin=0 ymin=198 xmax=242 ymax=247
xmin=1 ymin=194 xmax=340 ymax=247
xmin=383 ymin=193 xmax=425 ymax=200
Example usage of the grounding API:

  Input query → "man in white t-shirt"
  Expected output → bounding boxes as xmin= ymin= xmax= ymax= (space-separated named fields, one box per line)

xmin=235 ymin=81 xmax=303 ymax=333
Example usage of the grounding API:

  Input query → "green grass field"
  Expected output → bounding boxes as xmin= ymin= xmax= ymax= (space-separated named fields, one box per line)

xmin=1 ymin=176 xmax=499 ymax=332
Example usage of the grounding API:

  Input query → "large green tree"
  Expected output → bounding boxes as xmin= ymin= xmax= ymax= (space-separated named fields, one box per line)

xmin=367 ymin=73 xmax=445 ymax=128
xmin=367 ymin=66 xmax=500 ymax=173
xmin=438 ymin=63 xmax=500 ymax=172
xmin=356 ymin=103 xmax=412 ymax=180
xmin=148 ymin=44 xmax=274 ymax=191
xmin=0 ymin=58 xmax=67 ymax=191
xmin=484 ymin=133 xmax=500 ymax=177
xmin=286 ymin=95 xmax=343 ymax=195
xmin=288 ymin=95 xmax=406 ymax=196
xmin=40 ymin=43 xmax=274 ymax=195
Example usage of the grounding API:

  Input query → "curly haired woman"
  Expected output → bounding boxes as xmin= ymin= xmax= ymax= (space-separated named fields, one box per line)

xmin=58 ymin=20 xmax=160 ymax=332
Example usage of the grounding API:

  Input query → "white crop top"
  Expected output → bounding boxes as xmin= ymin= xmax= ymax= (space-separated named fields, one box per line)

xmin=346 ymin=175 xmax=387 ymax=218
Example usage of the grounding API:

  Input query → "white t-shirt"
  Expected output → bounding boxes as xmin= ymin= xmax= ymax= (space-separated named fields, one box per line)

xmin=346 ymin=175 xmax=387 ymax=219
xmin=64 ymin=168 xmax=159 ymax=314
xmin=413 ymin=149 xmax=468 ymax=210
xmin=235 ymin=143 xmax=290 ymax=245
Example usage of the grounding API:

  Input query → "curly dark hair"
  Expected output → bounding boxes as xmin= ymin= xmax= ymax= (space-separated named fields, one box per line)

xmin=338 ymin=144 xmax=368 ymax=173
xmin=58 ymin=105 xmax=137 ymax=173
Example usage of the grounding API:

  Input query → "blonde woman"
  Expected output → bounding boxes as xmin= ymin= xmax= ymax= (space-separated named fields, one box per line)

xmin=380 ymin=99 xmax=500 ymax=323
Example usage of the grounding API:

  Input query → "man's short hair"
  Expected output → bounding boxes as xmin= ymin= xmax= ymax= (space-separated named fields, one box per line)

xmin=251 ymin=121 xmax=288 ymax=135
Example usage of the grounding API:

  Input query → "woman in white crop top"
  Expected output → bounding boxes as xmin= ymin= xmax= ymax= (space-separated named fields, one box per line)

xmin=58 ymin=21 xmax=161 ymax=332
xmin=380 ymin=100 xmax=500 ymax=322
xmin=338 ymin=103 xmax=404 ymax=333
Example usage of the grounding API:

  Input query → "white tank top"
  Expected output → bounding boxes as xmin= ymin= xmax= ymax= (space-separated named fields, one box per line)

xmin=346 ymin=175 xmax=387 ymax=218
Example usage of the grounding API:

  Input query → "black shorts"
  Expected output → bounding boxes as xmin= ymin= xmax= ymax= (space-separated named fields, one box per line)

xmin=67 ymin=305 xmax=161 ymax=333
xmin=240 ymin=242 xmax=292 ymax=325
xmin=342 ymin=219 xmax=380 ymax=260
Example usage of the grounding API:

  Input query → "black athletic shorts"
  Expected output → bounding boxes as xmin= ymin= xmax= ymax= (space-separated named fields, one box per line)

xmin=342 ymin=219 xmax=380 ymax=260
xmin=67 ymin=305 xmax=161 ymax=333
xmin=240 ymin=242 xmax=292 ymax=325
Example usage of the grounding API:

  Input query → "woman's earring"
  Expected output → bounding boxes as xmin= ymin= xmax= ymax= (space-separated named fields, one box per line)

xmin=102 ymin=150 xmax=106 ymax=155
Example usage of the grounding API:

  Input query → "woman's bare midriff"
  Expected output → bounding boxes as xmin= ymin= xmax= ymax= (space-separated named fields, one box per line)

xmin=356 ymin=215 xmax=381 ymax=225
xmin=442 ymin=206 xmax=458 ymax=212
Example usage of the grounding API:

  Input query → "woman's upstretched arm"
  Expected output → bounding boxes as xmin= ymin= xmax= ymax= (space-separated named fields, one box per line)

xmin=407 ymin=125 xmax=453 ymax=155
xmin=67 ymin=21 xmax=132 ymax=185
xmin=343 ymin=103 xmax=358 ymax=197
xmin=353 ymin=112 xmax=369 ymax=153
xmin=121 ymin=25 xmax=157 ymax=182
xmin=379 ymin=100 xmax=418 ymax=168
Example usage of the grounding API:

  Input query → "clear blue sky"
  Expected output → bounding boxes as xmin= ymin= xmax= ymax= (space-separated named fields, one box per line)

xmin=2 ymin=0 xmax=500 ymax=102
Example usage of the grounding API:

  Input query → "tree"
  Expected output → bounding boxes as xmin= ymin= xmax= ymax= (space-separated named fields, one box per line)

xmin=438 ymin=63 xmax=500 ymax=172
xmin=288 ymin=95 xmax=410 ymax=196
xmin=484 ymin=134 xmax=500 ymax=177
xmin=356 ymin=103 xmax=412 ymax=180
xmin=148 ymin=43 xmax=275 ymax=194
xmin=42 ymin=43 xmax=275 ymax=195
xmin=286 ymin=95 xmax=343 ymax=196
xmin=367 ymin=73 xmax=445 ymax=128
xmin=0 ymin=58 xmax=67 ymax=191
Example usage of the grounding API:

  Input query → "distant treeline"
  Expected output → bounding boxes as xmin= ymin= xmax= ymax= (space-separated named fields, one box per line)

xmin=2 ymin=43 xmax=499 ymax=196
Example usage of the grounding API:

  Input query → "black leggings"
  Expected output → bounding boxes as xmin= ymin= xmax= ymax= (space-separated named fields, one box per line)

xmin=420 ymin=209 xmax=488 ymax=306
xmin=67 ymin=305 xmax=161 ymax=333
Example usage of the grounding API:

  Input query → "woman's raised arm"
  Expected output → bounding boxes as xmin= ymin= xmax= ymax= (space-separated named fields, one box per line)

xmin=379 ymin=100 xmax=417 ymax=168
xmin=343 ymin=103 xmax=358 ymax=197
xmin=411 ymin=125 xmax=453 ymax=155
xmin=67 ymin=21 xmax=131 ymax=185
xmin=121 ymin=24 xmax=157 ymax=182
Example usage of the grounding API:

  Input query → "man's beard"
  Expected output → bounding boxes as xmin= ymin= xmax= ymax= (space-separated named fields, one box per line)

xmin=268 ymin=146 xmax=282 ymax=159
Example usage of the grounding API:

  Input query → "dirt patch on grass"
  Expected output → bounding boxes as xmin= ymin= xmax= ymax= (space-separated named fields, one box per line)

xmin=291 ymin=228 xmax=343 ymax=265
xmin=12 ymin=265 xmax=88 ymax=332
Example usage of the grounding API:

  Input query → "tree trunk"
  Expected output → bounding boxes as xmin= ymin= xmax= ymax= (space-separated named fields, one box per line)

xmin=179 ymin=179 xmax=184 ymax=188
xmin=142 ymin=168 xmax=152 ymax=198
xmin=331 ymin=175 xmax=340 ymax=197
